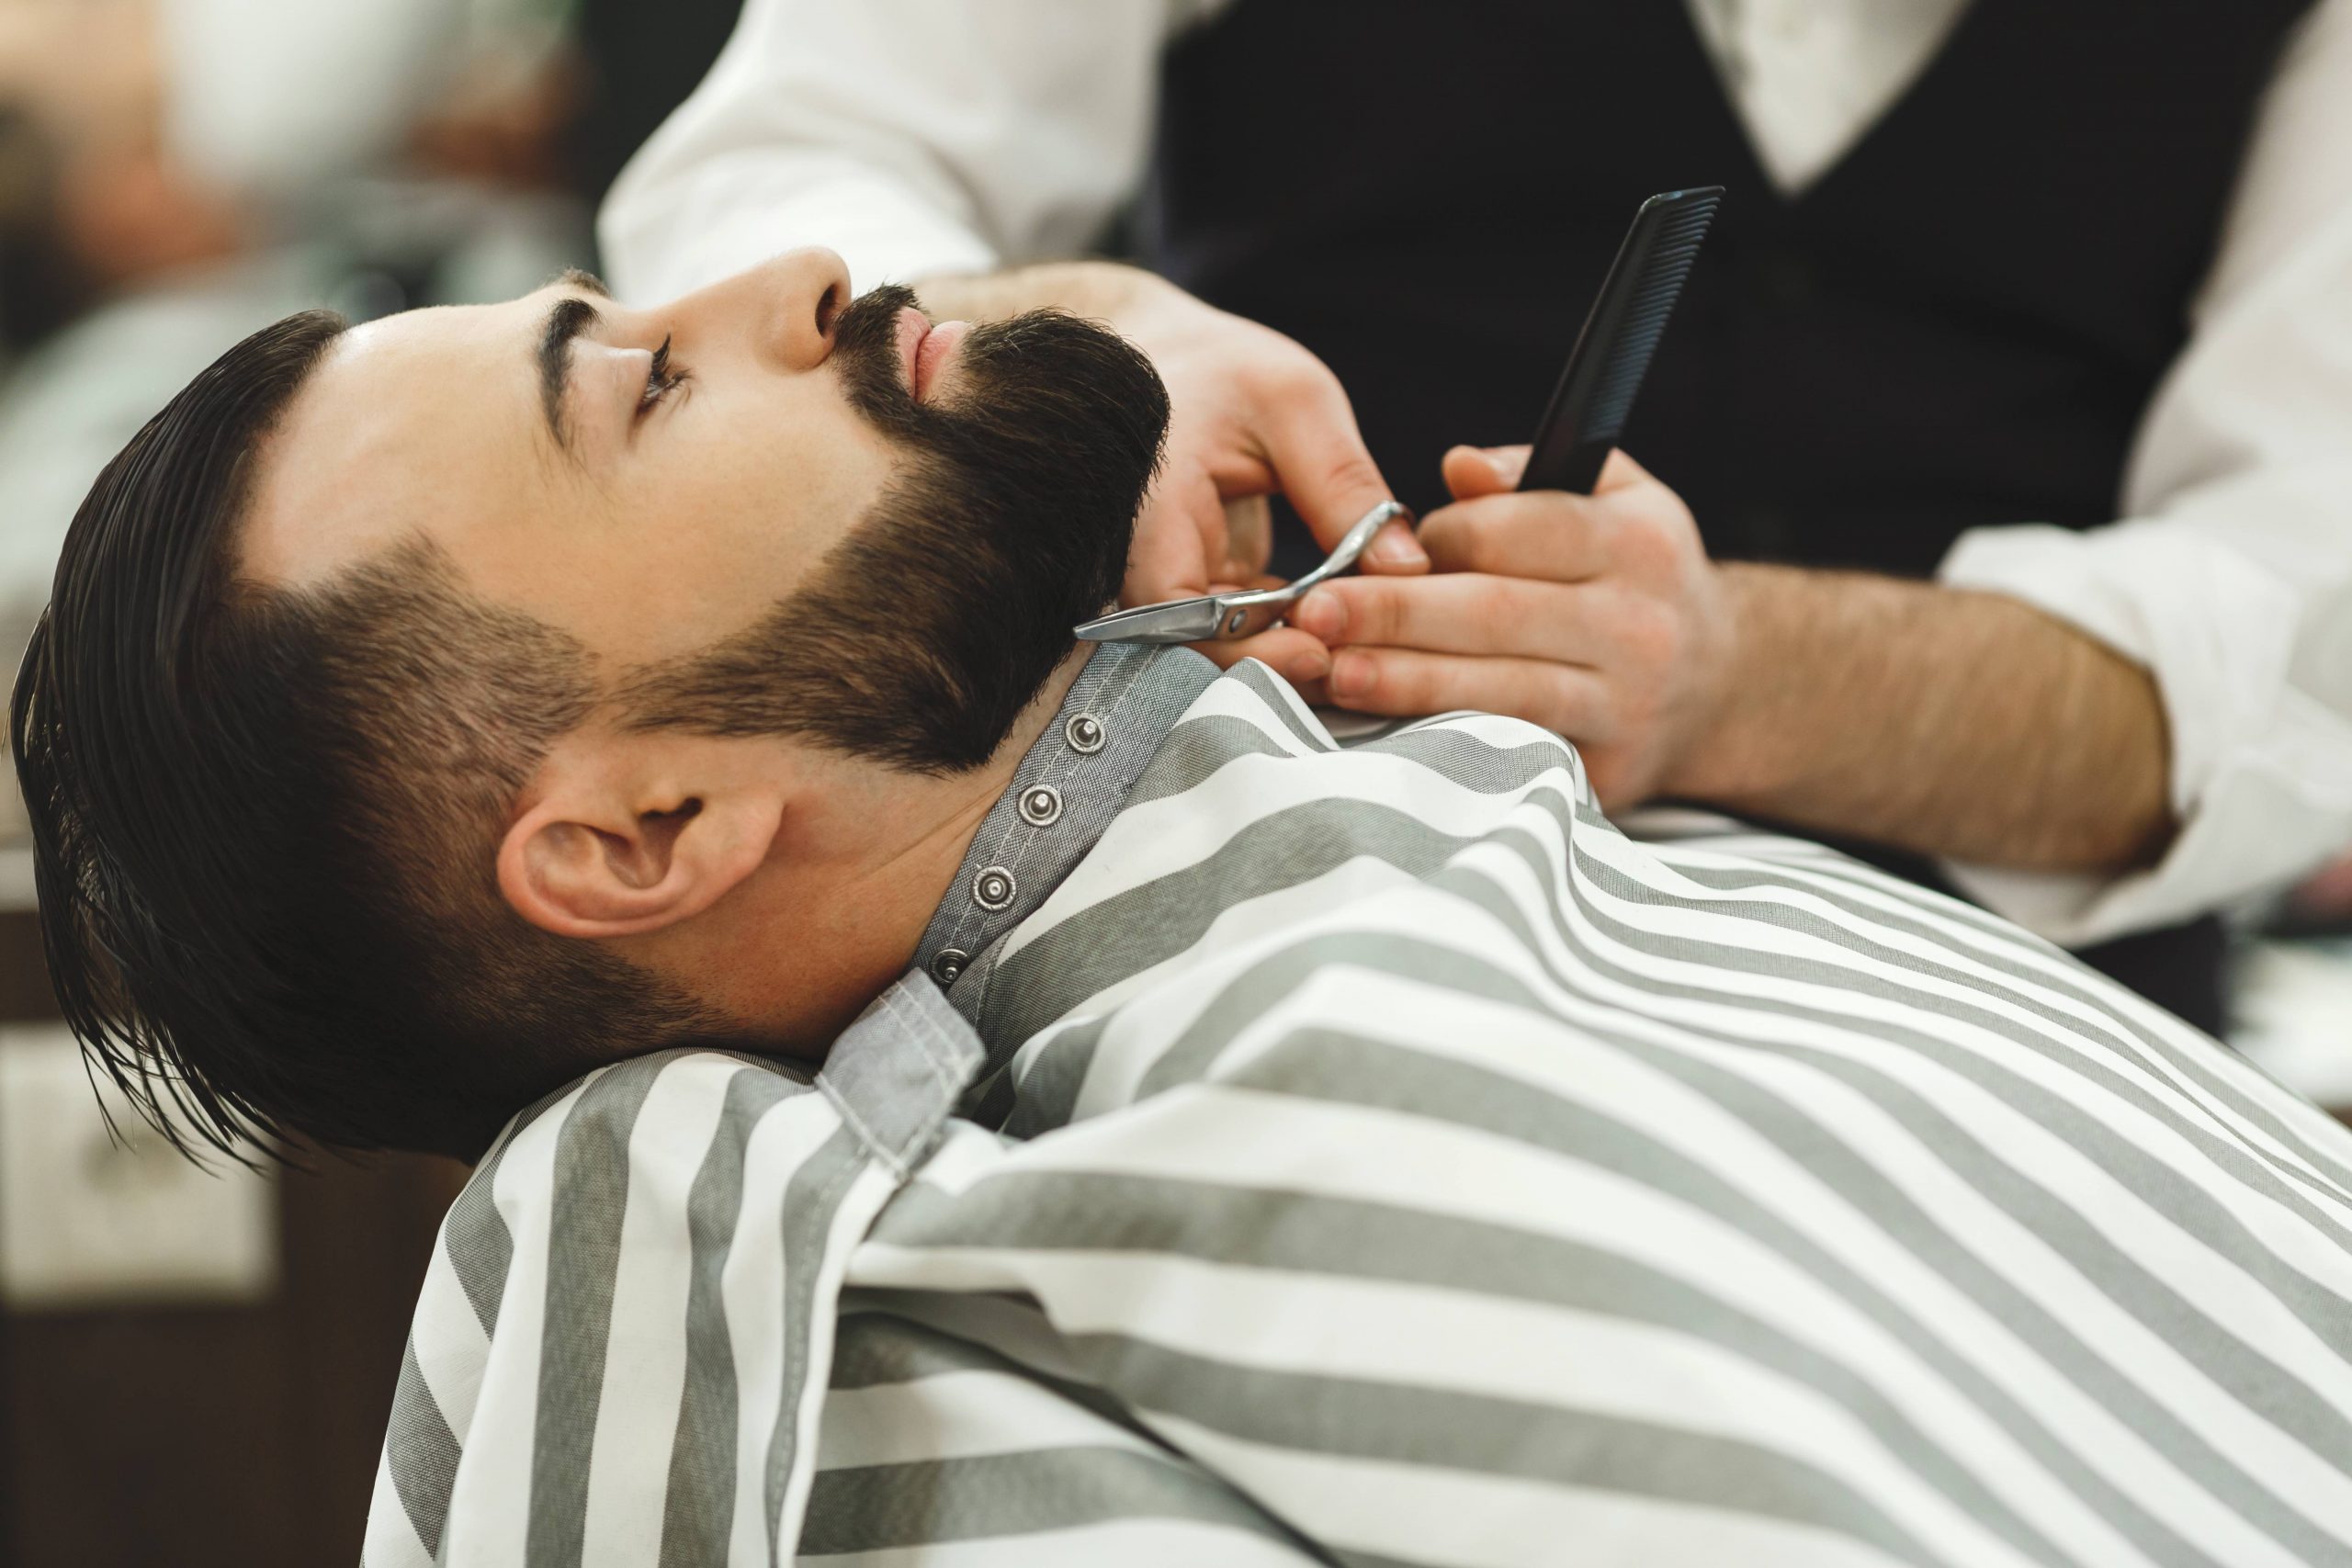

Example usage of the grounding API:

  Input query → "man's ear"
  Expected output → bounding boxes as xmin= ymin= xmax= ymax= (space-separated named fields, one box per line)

xmin=495 ymin=738 xmax=787 ymax=941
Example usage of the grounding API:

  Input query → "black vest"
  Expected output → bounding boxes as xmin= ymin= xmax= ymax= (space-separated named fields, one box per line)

xmin=1143 ymin=0 xmax=2313 ymax=1032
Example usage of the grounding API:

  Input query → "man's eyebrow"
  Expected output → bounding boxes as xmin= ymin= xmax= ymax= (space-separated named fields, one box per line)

xmin=559 ymin=266 xmax=612 ymax=299
xmin=537 ymin=294 xmax=603 ymax=451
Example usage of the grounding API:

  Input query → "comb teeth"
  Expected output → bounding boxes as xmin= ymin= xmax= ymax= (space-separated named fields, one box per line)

xmin=1580 ymin=194 xmax=1721 ymax=440
xmin=1519 ymin=186 xmax=1724 ymax=495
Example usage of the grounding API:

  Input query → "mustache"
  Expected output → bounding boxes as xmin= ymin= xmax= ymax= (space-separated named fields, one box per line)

xmin=828 ymin=282 xmax=926 ymax=422
xmin=829 ymin=283 xmax=1170 ymax=493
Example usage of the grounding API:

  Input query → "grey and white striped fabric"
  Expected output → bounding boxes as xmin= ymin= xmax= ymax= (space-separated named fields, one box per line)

xmin=368 ymin=649 xmax=2352 ymax=1568
xmin=361 ymin=984 xmax=985 ymax=1568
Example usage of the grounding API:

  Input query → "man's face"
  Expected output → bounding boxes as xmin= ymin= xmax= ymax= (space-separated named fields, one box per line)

xmin=239 ymin=248 xmax=1169 ymax=769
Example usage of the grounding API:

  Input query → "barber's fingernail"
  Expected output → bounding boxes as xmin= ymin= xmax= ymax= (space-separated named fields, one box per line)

xmin=1368 ymin=525 xmax=1426 ymax=568
xmin=1285 ymin=647 xmax=1330 ymax=685
xmin=1293 ymin=592 xmax=1343 ymax=640
xmin=1329 ymin=651 xmax=1374 ymax=701
xmin=1485 ymin=448 xmax=1518 ymax=477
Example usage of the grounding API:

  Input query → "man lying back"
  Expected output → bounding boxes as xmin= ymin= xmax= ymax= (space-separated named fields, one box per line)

xmin=17 ymin=247 xmax=1177 ymax=1157
xmin=17 ymin=252 xmax=2352 ymax=1567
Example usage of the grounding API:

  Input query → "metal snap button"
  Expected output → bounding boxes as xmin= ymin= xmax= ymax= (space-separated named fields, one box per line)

xmin=972 ymin=866 xmax=1017 ymax=911
xmin=1064 ymin=714 xmax=1105 ymax=754
xmin=1019 ymin=785 xmax=1063 ymax=828
xmin=929 ymin=947 xmax=970 ymax=986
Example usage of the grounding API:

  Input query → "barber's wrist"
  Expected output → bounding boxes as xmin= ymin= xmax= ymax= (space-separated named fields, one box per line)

xmin=1656 ymin=560 xmax=1810 ymax=807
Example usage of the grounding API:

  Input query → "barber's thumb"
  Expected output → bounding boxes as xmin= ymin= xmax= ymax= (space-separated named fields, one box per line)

xmin=1444 ymin=444 xmax=1528 ymax=500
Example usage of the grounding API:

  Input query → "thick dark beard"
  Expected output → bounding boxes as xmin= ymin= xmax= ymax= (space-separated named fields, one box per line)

xmin=618 ymin=284 xmax=1170 ymax=773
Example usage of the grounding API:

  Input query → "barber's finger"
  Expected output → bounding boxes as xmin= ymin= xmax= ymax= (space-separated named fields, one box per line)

xmin=1415 ymin=490 xmax=1610 ymax=581
xmin=1220 ymin=493 xmax=1274 ymax=581
xmin=1256 ymin=374 xmax=1425 ymax=573
xmin=1293 ymin=573 xmax=1608 ymax=663
xmin=1189 ymin=624 xmax=1332 ymax=687
xmin=1442 ymin=444 xmax=1531 ymax=501
xmin=1325 ymin=647 xmax=1609 ymax=735
xmin=1122 ymin=463 xmax=1223 ymax=606
xmin=1455 ymin=443 xmax=1651 ymax=502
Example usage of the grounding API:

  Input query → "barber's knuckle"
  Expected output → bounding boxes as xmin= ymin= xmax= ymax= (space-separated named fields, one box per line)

xmin=1321 ymin=448 xmax=1384 ymax=499
xmin=1453 ymin=580 xmax=1504 ymax=634
xmin=1617 ymin=506 xmax=1689 ymax=577
xmin=1624 ymin=601 xmax=1680 ymax=669
xmin=1497 ymin=576 xmax=1553 ymax=622
xmin=1351 ymin=583 xmax=1406 ymax=644
xmin=1387 ymin=661 xmax=1442 ymax=712
xmin=1257 ymin=351 xmax=1338 ymax=407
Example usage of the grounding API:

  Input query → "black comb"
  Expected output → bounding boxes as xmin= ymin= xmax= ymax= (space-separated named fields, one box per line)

xmin=1518 ymin=186 xmax=1724 ymax=495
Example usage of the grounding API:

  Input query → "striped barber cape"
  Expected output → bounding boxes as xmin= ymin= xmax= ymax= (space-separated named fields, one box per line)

xmin=367 ymin=648 xmax=2352 ymax=1568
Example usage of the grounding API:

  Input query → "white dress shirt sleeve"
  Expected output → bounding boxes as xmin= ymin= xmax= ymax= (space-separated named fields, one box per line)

xmin=1937 ymin=0 xmax=2352 ymax=946
xmin=598 ymin=0 xmax=1209 ymax=303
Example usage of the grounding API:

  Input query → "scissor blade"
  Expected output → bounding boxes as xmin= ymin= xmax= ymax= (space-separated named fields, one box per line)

xmin=1073 ymin=595 xmax=1227 ymax=644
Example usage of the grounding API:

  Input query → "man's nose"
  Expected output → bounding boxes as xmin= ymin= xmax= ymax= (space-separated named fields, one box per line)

xmin=690 ymin=246 xmax=854 ymax=374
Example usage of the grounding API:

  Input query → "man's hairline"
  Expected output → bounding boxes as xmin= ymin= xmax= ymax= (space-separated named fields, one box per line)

xmin=217 ymin=316 xmax=357 ymax=602
xmin=232 ymin=269 xmax=614 ymax=596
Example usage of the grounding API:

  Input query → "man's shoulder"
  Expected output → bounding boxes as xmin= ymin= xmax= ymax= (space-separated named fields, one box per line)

xmin=590 ymin=1043 xmax=816 ymax=1100
xmin=466 ymin=1048 xmax=820 ymax=1191
xmin=377 ymin=1032 xmax=942 ymax=1567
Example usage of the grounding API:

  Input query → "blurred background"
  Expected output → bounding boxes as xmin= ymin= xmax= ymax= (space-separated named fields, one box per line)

xmin=0 ymin=1 xmax=2342 ymax=1563
xmin=0 ymin=0 xmax=742 ymax=1561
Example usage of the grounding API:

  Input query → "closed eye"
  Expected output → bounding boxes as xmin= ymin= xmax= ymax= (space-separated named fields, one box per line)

xmin=639 ymin=335 xmax=689 ymax=415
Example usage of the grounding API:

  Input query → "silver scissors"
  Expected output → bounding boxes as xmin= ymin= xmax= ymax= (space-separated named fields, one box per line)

xmin=1073 ymin=500 xmax=1414 ymax=645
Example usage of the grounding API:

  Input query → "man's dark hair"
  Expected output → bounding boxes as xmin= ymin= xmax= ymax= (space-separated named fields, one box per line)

xmin=13 ymin=310 xmax=714 ymax=1160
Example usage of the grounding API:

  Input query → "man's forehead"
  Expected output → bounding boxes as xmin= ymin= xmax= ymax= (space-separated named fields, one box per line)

xmin=238 ymin=295 xmax=552 ymax=589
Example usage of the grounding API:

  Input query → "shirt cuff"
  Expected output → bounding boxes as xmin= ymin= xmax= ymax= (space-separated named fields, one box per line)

xmin=599 ymin=163 xmax=1002 ymax=304
xmin=1936 ymin=521 xmax=2352 ymax=946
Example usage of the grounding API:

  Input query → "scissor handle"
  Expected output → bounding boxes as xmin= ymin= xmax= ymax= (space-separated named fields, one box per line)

xmin=1072 ymin=500 xmax=1416 ymax=644
xmin=1208 ymin=500 xmax=1413 ymax=640
xmin=1202 ymin=593 xmax=1293 ymax=641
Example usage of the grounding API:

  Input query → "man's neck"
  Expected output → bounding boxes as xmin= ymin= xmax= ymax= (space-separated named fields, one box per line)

xmin=669 ymin=645 xmax=1097 ymax=1047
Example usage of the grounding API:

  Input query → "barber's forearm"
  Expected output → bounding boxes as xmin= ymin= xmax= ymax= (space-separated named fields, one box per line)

xmin=1674 ymin=564 xmax=2176 ymax=874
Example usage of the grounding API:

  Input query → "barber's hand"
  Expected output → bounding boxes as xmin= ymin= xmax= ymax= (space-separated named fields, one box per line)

xmin=1290 ymin=445 xmax=1736 ymax=807
xmin=1086 ymin=268 xmax=1427 ymax=681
